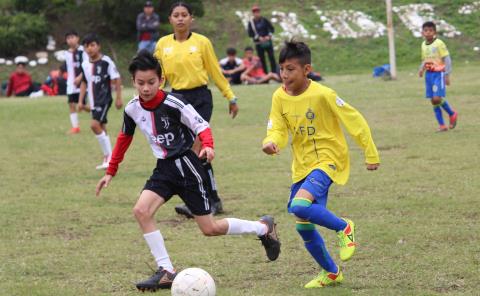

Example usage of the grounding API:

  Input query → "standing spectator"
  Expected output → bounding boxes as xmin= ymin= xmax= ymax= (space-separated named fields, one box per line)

xmin=247 ymin=4 xmax=277 ymax=74
xmin=219 ymin=48 xmax=245 ymax=85
xmin=6 ymin=58 xmax=41 ymax=97
xmin=137 ymin=1 xmax=160 ymax=53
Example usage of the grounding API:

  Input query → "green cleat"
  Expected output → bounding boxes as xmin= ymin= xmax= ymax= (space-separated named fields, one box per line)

xmin=304 ymin=268 xmax=343 ymax=288
xmin=337 ymin=218 xmax=356 ymax=261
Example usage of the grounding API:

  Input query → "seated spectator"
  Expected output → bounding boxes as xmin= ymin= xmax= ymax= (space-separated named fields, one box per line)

xmin=41 ymin=63 xmax=68 ymax=96
xmin=307 ymin=69 xmax=323 ymax=81
xmin=241 ymin=46 xmax=280 ymax=84
xmin=219 ymin=48 xmax=245 ymax=85
xmin=6 ymin=58 xmax=41 ymax=97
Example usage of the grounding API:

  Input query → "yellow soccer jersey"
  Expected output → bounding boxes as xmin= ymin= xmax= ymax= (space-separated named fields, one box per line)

xmin=154 ymin=32 xmax=235 ymax=100
xmin=421 ymin=39 xmax=449 ymax=72
xmin=263 ymin=81 xmax=380 ymax=184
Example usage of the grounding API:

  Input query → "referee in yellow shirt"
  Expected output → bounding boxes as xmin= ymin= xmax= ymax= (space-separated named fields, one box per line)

xmin=154 ymin=2 xmax=238 ymax=218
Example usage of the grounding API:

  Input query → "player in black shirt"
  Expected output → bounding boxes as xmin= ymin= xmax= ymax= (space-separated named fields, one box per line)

xmin=95 ymin=51 xmax=280 ymax=292
xmin=79 ymin=33 xmax=123 ymax=170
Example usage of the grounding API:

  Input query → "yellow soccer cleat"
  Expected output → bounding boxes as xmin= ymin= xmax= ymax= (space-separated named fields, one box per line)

xmin=337 ymin=218 xmax=356 ymax=261
xmin=304 ymin=268 xmax=343 ymax=288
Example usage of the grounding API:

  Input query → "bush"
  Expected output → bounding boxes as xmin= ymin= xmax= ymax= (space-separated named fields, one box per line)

xmin=0 ymin=13 xmax=48 ymax=56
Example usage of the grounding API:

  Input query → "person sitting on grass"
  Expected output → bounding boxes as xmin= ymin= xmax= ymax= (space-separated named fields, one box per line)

xmin=95 ymin=50 xmax=281 ymax=292
xmin=219 ymin=47 xmax=245 ymax=85
xmin=6 ymin=58 xmax=41 ymax=97
xmin=241 ymin=46 xmax=280 ymax=84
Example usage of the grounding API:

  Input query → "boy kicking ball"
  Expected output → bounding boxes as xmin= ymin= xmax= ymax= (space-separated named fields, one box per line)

xmin=95 ymin=50 xmax=280 ymax=292
xmin=262 ymin=41 xmax=380 ymax=288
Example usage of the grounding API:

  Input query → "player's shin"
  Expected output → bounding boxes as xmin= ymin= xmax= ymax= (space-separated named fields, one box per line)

xmin=296 ymin=222 xmax=338 ymax=273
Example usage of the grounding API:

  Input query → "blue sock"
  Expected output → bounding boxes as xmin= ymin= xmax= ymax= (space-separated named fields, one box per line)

xmin=296 ymin=222 xmax=338 ymax=273
xmin=290 ymin=198 xmax=347 ymax=231
xmin=440 ymin=99 xmax=455 ymax=116
xmin=433 ymin=105 xmax=445 ymax=125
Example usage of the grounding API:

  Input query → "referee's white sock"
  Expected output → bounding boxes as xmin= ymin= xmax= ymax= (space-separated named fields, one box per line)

xmin=95 ymin=131 xmax=112 ymax=158
xmin=69 ymin=112 xmax=79 ymax=128
xmin=226 ymin=218 xmax=268 ymax=236
xmin=143 ymin=230 xmax=174 ymax=273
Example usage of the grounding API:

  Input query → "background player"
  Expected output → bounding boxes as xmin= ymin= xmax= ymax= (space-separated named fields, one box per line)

xmin=154 ymin=2 xmax=239 ymax=218
xmin=418 ymin=21 xmax=458 ymax=132
xmin=64 ymin=30 xmax=88 ymax=134
xmin=262 ymin=41 xmax=380 ymax=288
xmin=78 ymin=33 xmax=123 ymax=170
xmin=95 ymin=51 xmax=280 ymax=292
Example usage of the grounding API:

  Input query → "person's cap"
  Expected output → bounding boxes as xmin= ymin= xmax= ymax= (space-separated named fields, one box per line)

xmin=144 ymin=1 xmax=153 ymax=7
xmin=251 ymin=4 xmax=260 ymax=11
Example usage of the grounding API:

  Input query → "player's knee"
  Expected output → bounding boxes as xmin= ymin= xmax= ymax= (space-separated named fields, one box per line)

xmin=289 ymin=198 xmax=312 ymax=220
xmin=132 ymin=205 xmax=150 ymax=220
xmin=431 ymin=97 xmax=442 ymax=105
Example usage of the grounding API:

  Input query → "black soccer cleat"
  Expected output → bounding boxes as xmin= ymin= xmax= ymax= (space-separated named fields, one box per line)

xmin=174 ymin=204 xmax=194 ymax=219
xmin=258 ymin=215 xmax=281 ymax=261
xmin=136 ymin=266 xmax=176 ymax=292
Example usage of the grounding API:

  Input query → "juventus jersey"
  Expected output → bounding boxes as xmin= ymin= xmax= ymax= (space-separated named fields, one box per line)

xmin=65 ymin=46 xmax=88 ymax=95
xmin=123 ymin=92 xmax=210 ymax=159
xmin=81 ymin=55 xmax=120 ymax=107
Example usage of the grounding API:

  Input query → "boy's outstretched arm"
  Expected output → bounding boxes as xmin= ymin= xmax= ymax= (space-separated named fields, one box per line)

xmin=262 ymin=95 xmax=288 ymax=155
xmin=327 ymin=93 xmax=380 ymax=170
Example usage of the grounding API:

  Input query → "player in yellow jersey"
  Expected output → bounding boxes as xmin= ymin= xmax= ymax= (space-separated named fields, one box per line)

xmin=154 ymin=2 xmax=239 ymax=218
xmin=419 ymin=21 xmax=458 ymax=132
xmin=262 ymin=41 xmax=380 ymax=288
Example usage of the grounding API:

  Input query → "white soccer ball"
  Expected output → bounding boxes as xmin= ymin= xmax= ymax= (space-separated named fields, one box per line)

xmin=171 ymin=268 xmax=216 ymax=296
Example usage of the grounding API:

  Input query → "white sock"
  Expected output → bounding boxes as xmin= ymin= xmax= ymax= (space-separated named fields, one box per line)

xmin=144 ymin=230 xmax=174 ymax=272
xmin=69 ymin=112 xmax=79 ymax=128
xmin=226 ymin=218 xmax=268 ymax=236
xmin=95 ymin=131 xmax=111 ymax=158
xmin=104 ymin=133 xmax=112 ymax=159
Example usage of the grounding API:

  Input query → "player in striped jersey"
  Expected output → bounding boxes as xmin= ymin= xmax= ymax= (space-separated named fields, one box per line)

xmin=95 ymin=51 xmax=280 ymax=292
xmin=78 ymin=33 xmax=123 ymax=170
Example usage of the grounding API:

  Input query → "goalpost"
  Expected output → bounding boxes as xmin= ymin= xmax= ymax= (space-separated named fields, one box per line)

xmin=386 ymin=0 xmax=397 ymax=79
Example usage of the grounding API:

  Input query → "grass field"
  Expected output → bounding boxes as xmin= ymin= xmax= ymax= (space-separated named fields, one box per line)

xmin=1 ymin=64 xmax=479 ymax=296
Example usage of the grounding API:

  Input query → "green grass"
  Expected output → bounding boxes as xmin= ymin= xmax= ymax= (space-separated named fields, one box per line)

xmin=1 ymin=63 xmax=480 ymax=295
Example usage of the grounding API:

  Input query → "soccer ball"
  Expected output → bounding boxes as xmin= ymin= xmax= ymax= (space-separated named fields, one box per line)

xmin=171 ymin=268 xmax=216 ymax=296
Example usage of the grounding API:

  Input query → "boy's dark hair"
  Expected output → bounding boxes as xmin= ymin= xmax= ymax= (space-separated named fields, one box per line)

xmin=244 ymin=46 xmax=254 ymax=52
xmin=128 ymin=49 xmax=162 ymax=78
xmin=226 ymin=47 xmax=237 ymax=55
xmin=83 ymin=33 xmax=100 ymax=46
xmin=65 ymin=30 xmax=79 ymax=39
xmin=169 ymin=2 xmax=192 ymax=16
xmin=422 ymin=21 xmax=436 ymax=31
xmin=279 ymin=40 xmax=311 ymax=65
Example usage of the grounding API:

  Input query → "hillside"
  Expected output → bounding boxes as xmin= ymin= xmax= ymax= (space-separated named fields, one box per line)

xmin=1 ymin=0 xmax=479 ymax=86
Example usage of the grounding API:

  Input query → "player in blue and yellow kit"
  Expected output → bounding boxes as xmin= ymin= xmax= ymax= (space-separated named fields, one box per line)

xmin=419 ymin=21 xmax=458 ymax=132
xmin=262 ymin=41 xmax=380 ymax=288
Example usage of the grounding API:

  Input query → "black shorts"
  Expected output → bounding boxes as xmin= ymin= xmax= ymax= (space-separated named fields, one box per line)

xmin=172 ymin=85 xmax=213 ymax=121
xmin=143 ymin=150 xmax=211 ymax=216
xmin=68 ymin=93 xmax=80 ymax=104
xmin=91 ymin=101 xmax=112 ymax=124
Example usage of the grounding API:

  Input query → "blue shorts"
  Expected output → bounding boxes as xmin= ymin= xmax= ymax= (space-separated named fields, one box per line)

xmin=287 ymin=169 xmax=332 ymax=212
xmin=425 ymin=71 xmax=446 ymax=99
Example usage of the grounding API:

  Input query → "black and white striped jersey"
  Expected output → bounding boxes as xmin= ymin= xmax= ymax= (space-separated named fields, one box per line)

xmin=81 ymin=55 xmax=120 ymax=107
xmin=122 ymin=91 xmax=210 ymax=159
xmin=65 ymin=46 xmax=88 ymax=95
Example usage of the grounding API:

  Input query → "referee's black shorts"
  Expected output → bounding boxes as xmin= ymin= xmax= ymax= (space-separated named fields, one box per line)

xmin=143 ymin=150 xmax=211 ymax=216
xmin=172 ymin=85 xmax=213 ymax=121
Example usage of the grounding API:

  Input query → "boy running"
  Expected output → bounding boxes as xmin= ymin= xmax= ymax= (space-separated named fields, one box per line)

xmin=95 ymin=50 xmax=280 ymax=292
xmin=64 ymin=30 xmax=88 ymax=134
xmin=419 ymin=21 xmax=458 ymax=132
xmin=262 ymin=41 xmax=380 ymax=288
xmin=79 ymin=33 xmax=123 ymax=170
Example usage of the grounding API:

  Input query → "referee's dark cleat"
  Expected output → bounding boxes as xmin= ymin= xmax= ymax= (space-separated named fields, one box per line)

xmin=136 ymin=266 xmax=176 ymax=292
xmin=258 ymin=215 xmax=281 ymax=261
xmin=174 ymin=204 xmax=194 ymax=219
